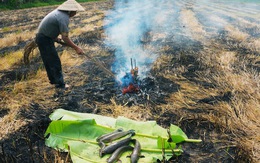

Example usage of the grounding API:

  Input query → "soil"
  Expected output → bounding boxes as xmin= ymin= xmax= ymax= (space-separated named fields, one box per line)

xmin=0 ymin=0 xmax=258 ymax=163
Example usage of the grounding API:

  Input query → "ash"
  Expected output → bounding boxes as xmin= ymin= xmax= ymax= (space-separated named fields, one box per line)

xmin=80 ymin=72 xmax=179 ymax=108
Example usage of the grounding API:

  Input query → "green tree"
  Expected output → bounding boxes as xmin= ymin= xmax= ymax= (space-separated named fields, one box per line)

xmin=8 ymin=0 xmax=18 ymax=7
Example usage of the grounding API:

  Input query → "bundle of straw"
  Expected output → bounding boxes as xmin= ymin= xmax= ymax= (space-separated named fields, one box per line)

xmin=23 ymin=40 xmax=38 ymax=65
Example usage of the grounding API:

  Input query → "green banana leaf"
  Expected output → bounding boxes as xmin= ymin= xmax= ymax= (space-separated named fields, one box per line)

xmin=45 ymin=109 xmax=201 ymax=163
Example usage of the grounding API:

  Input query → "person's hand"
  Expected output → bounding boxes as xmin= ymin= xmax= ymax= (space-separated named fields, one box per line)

xmin=55 ymin=37 xmax=62 ymax=43
xmin=75 ymin=46 xmax=84 ymax=55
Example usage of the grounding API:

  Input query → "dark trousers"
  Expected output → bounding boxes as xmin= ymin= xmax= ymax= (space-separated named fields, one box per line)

xmin=35 ymin=33 xmax=64 ymax=85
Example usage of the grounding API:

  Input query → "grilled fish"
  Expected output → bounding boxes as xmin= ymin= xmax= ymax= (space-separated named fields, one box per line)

xmin=131 ymin=139 xmax=141 ymax=163
xmin=96 ymin=128 xmax=124 ymax=142
xmin=100 ymin=136 xmax=132 ymax=157
xmin=107 ymin=145 xmax=134 ymax=163
xmin=98 ymin=129 xmax=135 ymax=143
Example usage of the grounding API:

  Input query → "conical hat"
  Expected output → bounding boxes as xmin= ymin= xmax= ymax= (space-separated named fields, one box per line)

xmin=57 ymin=0 xmax=85 ymax=11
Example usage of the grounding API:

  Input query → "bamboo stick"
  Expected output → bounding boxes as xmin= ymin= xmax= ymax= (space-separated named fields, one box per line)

xmin=23 ymin=39 xmax=115 ymax=78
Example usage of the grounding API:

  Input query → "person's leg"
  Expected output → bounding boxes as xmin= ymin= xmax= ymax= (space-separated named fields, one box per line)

xmin=35 ymin=34 xmax=65 ymax=87
xmin=46 ymin=46 xmax=64 ymax=86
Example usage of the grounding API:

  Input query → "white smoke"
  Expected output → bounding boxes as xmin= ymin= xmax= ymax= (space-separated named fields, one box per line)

xmin=104 ymin=0 xmax=260 ymax=82
xmin=104 ymin=0 xmax=177 ymax=80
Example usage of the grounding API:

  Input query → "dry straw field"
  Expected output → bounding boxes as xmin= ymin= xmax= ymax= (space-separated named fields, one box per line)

xmin=0 ymin=0 xmax=259 ymax=162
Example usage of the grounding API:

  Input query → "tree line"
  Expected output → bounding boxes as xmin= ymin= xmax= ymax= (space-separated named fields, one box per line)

xmin=0 ymin=0 xmax=77 ymax=9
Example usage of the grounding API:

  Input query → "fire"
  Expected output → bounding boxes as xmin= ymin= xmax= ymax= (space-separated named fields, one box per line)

xmin=121 ymin=58 xmax=140 ymax=95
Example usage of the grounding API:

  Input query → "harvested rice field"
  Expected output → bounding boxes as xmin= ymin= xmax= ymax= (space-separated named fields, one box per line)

xmin=0 ymin=0 xmax=259 ymax=162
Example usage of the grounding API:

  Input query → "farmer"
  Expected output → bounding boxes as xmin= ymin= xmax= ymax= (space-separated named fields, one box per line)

xmin=35 ymin=0 xmax=84 ymax=88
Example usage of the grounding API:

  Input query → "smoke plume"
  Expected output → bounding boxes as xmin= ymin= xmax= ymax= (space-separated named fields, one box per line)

xmin=104 ymin=0 xmax=260 ymax=82
xmin=104 ymin=0 xmax=177 ymax=81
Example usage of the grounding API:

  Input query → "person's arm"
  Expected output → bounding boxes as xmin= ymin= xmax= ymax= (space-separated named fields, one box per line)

xmin=61 ymin=33 xmax=84 ymax=54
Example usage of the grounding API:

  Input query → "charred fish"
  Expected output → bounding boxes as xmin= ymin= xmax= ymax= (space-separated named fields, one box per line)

xmin=96 ymin=128 xmax=124 ymax=142
xmin=107 ymin=145 xmax=134 ymax=163
xmin=98 ymin=129 xmax=135 ymax=143
xmin=100 ymin=136 xmax=132 ymax=157
xmin=130 ymin=139 xmax=142 ymax=163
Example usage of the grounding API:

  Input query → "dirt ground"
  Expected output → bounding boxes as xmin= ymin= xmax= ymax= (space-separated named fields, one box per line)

xmin=0 ymin=0 xmax=259 ymax=163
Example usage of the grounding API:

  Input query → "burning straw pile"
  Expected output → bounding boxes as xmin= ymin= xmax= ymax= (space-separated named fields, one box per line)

xmin=80 ymin=57 xmax=176 ymax=107
xmin=112 ymin=58 xmax=176 ymax=106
